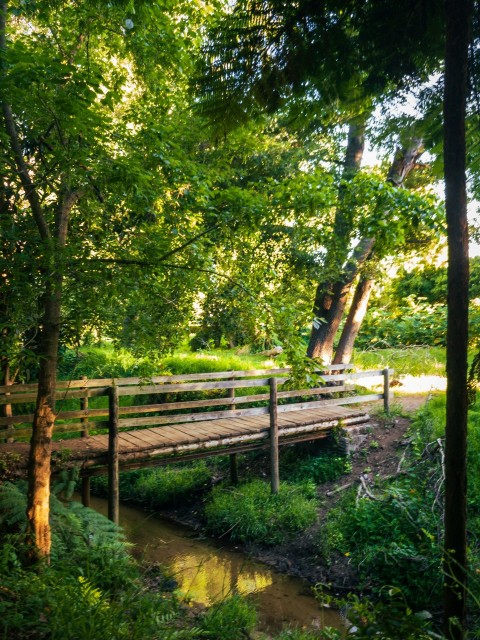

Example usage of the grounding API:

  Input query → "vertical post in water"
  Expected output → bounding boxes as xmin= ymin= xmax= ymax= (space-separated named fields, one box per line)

xmin=269 ymin=377 xmax=279 ymax=494
xmin=383 ymin=368 xmax=390 ymax=414
xmin=108 ymin=384 xmax=119 ymax=524
xmin=80 ymin=376 xmax=90 ymax=507
xmin=228 ymin=374 xmax=238 ymax=484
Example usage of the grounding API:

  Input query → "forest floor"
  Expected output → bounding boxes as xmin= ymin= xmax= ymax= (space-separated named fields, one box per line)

xmin=160 ymin=392 xmax=436 ymax=594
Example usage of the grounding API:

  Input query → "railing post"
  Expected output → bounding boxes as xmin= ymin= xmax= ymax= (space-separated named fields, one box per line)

xmin=228 ymin=373 xmax=238 ymax=484
xmin=383 ymin=368 xmax=390 ymax=414
xmin=2 ymin=367 xmax=14 ymax=443
xmin=80 ymin=376 xmax=89 ymax=438
xmin=80 ymin=376 xmax=90 ymax=507
xmin=269 ymin=377 xmax=279 ymax=494
xmin=108 ymin=384 xmax=119 ymax=524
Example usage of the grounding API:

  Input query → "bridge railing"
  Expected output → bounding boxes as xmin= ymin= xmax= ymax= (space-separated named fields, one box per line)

xmin=0 ymin=365 xmax=393 ymax=443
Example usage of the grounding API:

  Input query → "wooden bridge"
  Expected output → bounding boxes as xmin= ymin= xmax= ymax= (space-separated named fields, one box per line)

xmin=0 ymin=365 xmax=392 ymax=523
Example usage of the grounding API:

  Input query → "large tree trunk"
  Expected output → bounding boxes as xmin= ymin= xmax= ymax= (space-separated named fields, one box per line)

xmin=306 ymin=116 xmax=368 ymax=362
xmin=333 ymin=276 xmax=374 ymax=365
xmin=307 ymin=138 xmax=424 ymax=363
xmin=307 ymin=236 xmax=375 ymax=361
xmin=443 ymin=0 xmax=471 ymax=636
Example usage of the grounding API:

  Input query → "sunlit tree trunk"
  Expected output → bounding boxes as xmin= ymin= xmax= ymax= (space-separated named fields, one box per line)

xmin=333 ymin=276 xmax=374 ymax=365
xmin=443 ymin=0 xmax=471 ymax=636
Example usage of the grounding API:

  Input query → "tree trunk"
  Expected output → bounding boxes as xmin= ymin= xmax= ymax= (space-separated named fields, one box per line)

xmin=307 ymin=236 xmax=375 ymax=362
xmin=307 ymin=116 xmax=368 ymax=361
xmin=25 ymin=277 xmax=61 ymax=560
xmin=443 ymin=0 xmax=471 ymax=637
xmin=333 ymin=276 xmax=374 ymax=364
xmin=307 ymin=138 xmax=424 ymax=362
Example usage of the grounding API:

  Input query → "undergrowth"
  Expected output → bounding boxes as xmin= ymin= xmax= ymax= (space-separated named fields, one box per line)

xmin=91 ymin=461 xmax=212 ymax=510
xmin=205 ymin=479 xmax=317 ymax=545
xmin=319 ymin=396 xmax=480 ymax=625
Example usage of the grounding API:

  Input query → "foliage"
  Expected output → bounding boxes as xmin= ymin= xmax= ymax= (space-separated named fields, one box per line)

xmin=281 ymin=446 xmax=352 ymax=485
xmin=320 ymin=397 xmax=480 ymax=613
xmin=200 ymin=594 xmax=257 ymax=640
xmin=356 ymin=258 xmax=480 ymax=349
xmin=205 ymin=479 xmax=317 ymax=545
xmin=0 ymin=481 xmax=202 ymax=640
xmin=353 ymin=346 xmax=446 ymax=377
xmin=92 ymin=462 xmax=212 ymax=510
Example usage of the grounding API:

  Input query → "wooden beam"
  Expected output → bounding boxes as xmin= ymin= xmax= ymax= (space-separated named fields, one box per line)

xmin=108 ymin=385 xmax=119 ymax=524
xmin=383 ymin=368 xmax=390 ymax=414
xmin=269 ymin=377 xmax=279 ymax=494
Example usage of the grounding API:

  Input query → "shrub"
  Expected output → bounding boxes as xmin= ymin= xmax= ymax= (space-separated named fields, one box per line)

xmin=92 ymin=461 xmax=212 ymax=509
xmin=200 ymin=594 xmax=257 ymax=640
xmin=282 ymin=449 xmax=351 ymax=485
xmin=205 ymin=480 xmax=317 ymax=545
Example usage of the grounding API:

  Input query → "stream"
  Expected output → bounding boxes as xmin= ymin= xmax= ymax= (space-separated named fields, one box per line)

xmin=86 ymin=496 xmax=344 ymax=635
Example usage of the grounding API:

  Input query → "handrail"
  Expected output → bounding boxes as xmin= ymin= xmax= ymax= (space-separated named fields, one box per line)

xmin=0 ymin=366 xmax=393 ymax=442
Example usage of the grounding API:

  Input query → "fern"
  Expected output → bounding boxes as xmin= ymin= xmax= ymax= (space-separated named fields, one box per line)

xmin=0 ymin=481 xmax=28 ymax=530
xmin=0 ymin=481 xmax=126 ymax=561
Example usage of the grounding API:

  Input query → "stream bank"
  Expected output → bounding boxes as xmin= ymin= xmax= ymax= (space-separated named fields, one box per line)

xmin=86 ymin=495 xmax=345 ymax=635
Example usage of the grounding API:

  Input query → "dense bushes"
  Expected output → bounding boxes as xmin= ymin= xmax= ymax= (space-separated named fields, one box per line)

xmin=0 ymin=483 xmax=183 ymax=640
xmin=205 ymin=479 xmax=317 ymax=545
xmin=319 ymin=397 xmax=480 ymax=618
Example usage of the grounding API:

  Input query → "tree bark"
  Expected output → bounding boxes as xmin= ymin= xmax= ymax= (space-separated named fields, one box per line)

xmin=307 ymin=138 xmax=424 ymax=363
xmin=443 ymin=0 xmax=471 ymax=637
xmin=25 ymin=277 xmax=61 ymax=559
xmin=333 ymin=276 xmax=374 ymax=364
xmin=307 ymin=116 xmax=368 ymax=362
xmin=307 ymin=236 xmax=375 ymax=362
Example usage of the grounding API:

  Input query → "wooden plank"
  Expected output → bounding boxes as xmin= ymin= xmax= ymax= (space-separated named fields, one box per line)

xmin=0 ymin=365 xmax=357 ymax=394
xmin=322 ymin=369 xmax=393 ymax=382
xmin=117 ymin=406 xmax=269 ymax=428
xmin=0 ymin=386 xmax=110 ymax=405
xmin=115 ymin=378 xmax=279 ymax=396
xmin=277 ymin=385 xmax=353 ymax=399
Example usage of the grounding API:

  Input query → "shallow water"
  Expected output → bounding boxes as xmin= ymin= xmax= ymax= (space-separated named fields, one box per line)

xmin=87 ymin=496 xmax=344 ymax=635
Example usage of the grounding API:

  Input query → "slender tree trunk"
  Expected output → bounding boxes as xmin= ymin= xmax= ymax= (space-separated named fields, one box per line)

xmin=333 ymin=276 xmax=374 ymax=364
xmin=25 ymin=277 xmax=62 ymax=559
xmin=307 ymin=116 xmax=368 ymax=361
xmin=443 ymin=0 xmax=471 ymax=637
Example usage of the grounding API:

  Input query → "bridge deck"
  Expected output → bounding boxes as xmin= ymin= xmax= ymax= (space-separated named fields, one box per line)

xmin=2 ymin=405 xmax=370 ymax=476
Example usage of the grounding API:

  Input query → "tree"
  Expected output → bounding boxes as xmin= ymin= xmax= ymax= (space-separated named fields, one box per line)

xmin=443 ymin=0 xmax=472 ymax=636
xmin=0 ymin=0 xmax=216 ymax=559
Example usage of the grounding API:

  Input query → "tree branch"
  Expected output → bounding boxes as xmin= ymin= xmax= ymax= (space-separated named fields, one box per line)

xmin=0 ymin=1 xmax=50 ymax=242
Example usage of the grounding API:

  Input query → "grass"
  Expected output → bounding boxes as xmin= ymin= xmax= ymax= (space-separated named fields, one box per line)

xmin=205 ymin=479 xmax=317 ymax=545
xmin=59 ymin=343 xmax=281 ymax=382
xmin=91 ymin=461 xmax=212 ymax=509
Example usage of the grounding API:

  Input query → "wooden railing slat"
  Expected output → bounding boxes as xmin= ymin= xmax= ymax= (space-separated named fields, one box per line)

xmin=0 ymin=364 xmax=355 ymax=395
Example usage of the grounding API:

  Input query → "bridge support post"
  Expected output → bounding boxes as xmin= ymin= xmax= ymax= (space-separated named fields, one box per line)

xmin=228 ymin=374 xmax=239 ymax=484
xmin=269 ymin=377 xmax=279 ymax=494
xmin=229 ymin=453 xmax=238 ymax=485
xmin=108 ymin=384 xmax=119 ymax=524
xmin=81 ymin=377 xmax=90 ymax=507
xmin=383 ymin=368 xmax=390 ymax=414
xmin=82 ymin=476 xmax=91 ymax=508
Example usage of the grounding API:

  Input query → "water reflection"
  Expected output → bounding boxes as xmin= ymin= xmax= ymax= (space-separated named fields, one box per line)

xmin=86 ymin=496 xmax=343 ymax=634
